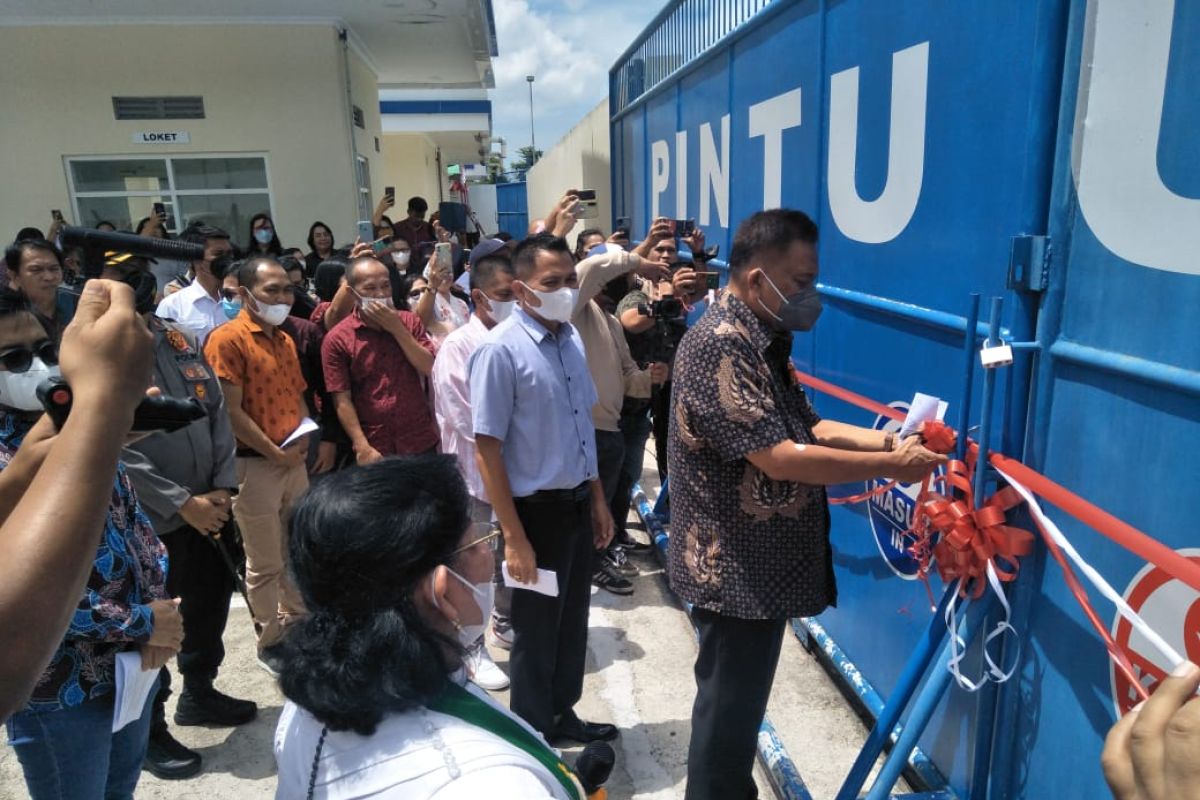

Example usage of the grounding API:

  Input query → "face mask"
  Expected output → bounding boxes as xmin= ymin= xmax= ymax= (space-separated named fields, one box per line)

xmin=519 ymin=282 xmax=577 ymax=324
xmin=0 ymin=358 xmax=60 ymax=412
xmin=758 ymin=272 xmax=823 ymax=332
xmin=483 ymin=295 xmax=515 ymax=325
xmin=247 ymin=294 xmax=290 ymax=326
xmin=253 ymin=228 xmax=274 ymax=245
xmin=392 ymin=251 xmax=411 ymax=267
xmin=221 ymin=298 xmax=243 ymax=320
xmin=352 ymin=288 xmax=394 ymax=312
xmin=430 ymin=567 xmax=495 ymax=648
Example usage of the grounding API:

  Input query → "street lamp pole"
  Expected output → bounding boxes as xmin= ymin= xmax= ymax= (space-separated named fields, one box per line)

xmin=526 ymin=75 xmax=537 ymax=165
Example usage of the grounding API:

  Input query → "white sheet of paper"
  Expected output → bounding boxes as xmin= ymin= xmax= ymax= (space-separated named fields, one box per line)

xmin=899 ymin=393 xmax=949 ymax=439
xmin=112 ymin=650 xmax=158 ymax=733
xmin=502 ymin=563 xmax=559 ymax=597
xmin=281 ymin=417 xmax=319 ymax=449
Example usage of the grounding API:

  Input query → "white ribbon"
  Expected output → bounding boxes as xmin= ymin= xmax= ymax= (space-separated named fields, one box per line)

xmin=944 ymin=561 xmax=1022 ymax=692
xmin=994 ymin=464 xmax=1185 ymax=672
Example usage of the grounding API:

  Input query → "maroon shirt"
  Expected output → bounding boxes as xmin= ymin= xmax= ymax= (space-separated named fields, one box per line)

xmin=321 ymin=309 xmax=439 ymax=455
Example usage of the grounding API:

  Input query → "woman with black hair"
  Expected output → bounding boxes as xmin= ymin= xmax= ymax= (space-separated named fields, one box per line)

xmin=274 ymin=456 xmax=584 ymax=799
xmin=247 ymin=213 xmax=283 ymax=257
xmin=309 ymin=258 xmax=355 ymax=332
xmin=304 ymin=222 xmax=335 ymax=278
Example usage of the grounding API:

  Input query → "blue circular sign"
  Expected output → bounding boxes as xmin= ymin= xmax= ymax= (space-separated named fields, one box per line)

xmin=866 ymin=402 xmax=924 ymax=580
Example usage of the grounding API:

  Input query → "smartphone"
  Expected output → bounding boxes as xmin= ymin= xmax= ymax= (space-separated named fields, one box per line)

xmin=371 ymin=235 xmax=392 ymax=255
xmin=434 ymin=242 xmax=453 ymax=273
xmin=674 ymin=218 xmax=696 ymax=237
xmin=152 ymin=202 xmax=166 ymax=218
xmin=384 ymin=186 xmax=395 ymax=202
xmin=575 ymin=189 xmax=597 ymax=201
xmin=697 ymin=271 xmax=720 ymax=291
xmin=357 ymin=220 xmax=375 ymax=245
xmin=51 ymin=209 xmax=64 ymax=223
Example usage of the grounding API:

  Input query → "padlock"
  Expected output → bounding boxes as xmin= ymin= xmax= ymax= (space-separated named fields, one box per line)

xmin=980 ymin=341 xmax=1014 ymax=368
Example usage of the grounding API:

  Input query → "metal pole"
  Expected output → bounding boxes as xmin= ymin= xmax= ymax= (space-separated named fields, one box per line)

xmin=834 ymin=586 xmax=955 ymax=800
xmin=863 ymin=593 xmax=996 ymax=800
xmin=526 ymin=75 xmax=537 ymax=164
xmin=956 ymin=293 xmax=982 ymax=462
xmin=974 ymin=297 xmax=1004 ymax=504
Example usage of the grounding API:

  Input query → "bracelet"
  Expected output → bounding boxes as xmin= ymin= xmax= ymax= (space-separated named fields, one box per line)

xmin=884 ymin=432 xmax=895 ymax=452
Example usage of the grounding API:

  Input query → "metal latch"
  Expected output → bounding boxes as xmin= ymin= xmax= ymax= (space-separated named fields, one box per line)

xmin=1007 ymin=234 xmax=1050 ymax=292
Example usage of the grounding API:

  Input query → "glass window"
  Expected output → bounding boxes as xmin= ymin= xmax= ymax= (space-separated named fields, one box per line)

xmin=68 ymin=155 xmax=271 ymax=244
xmin=71 ymin=159 xmax=168 ymax=193
xmin=176 ymin=194 xmax=271 ymax=242
xmin=356 ymin=156 xmax=372 ymax=220
xmin=75 ymin=196 xmax=170 ymax=232
xmin=173 ymin=158 xmax=269 ymax=191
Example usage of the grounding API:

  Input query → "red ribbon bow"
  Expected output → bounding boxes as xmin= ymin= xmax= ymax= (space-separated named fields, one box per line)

xmin=918 ymin=458 xmax=1035 ymax=598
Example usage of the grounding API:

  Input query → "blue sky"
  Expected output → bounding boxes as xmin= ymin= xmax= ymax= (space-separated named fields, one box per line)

xmin=489 ymin=0 xmax=665 ymax=164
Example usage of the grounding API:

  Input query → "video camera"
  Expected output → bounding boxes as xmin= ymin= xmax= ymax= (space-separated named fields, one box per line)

xmin=37 ymin=377 xmax=207 ymax=434
xmin=636 ymin=296 xmax=684 ymax=319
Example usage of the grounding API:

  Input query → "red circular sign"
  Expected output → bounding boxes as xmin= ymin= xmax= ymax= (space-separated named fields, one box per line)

xmin=1110 ymin=549 xmax=1200 ymax=716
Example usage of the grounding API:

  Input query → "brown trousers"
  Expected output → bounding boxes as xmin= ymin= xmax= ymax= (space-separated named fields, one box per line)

xmin=233 ymin=457 xmax=309 ymax=649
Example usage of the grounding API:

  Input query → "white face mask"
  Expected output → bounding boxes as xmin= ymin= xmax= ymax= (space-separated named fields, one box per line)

xmin=247 ymin=294 xmax=290 ymax=326
xmin=430 ymin=567 xmax=495 ymax=648
xmin=352 ymin=288 xmax=394 ymax=312
xmin=519 ymin=282 xmax=577 ymax=323
xmin=392 ymin=251 xmax=411 ymax=267
xmin=483 ymin=295 xmax=515 ymax=325
xmin=0 ymin=358 xmax=60 ymax=412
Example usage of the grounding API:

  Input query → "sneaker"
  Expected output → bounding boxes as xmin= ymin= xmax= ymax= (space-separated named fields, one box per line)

xmin=605 ymin=547 xmax=638 ymax=578
xmin=174 ymin=684 xmax=258 ymax=727
xmin=616 ymin=530 xmax=653 ymax=553
xmin=592 ymin=561 xmax=634 ymax=595
xmin=142 ymin=728 xmax=202 ymax=780
xmin=487 ymin=617 xmax=513 ymax=651
xmin=466 ymin=643 xmax=510 ymax=691
xmin=257 ymin=644 xmax=285 ymax=678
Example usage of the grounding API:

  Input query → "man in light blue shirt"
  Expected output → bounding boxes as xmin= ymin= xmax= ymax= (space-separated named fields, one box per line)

xmin=469 ymin=233 xmax=617 ymax=743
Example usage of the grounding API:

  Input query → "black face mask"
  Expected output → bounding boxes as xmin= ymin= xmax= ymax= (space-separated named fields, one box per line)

xmin=120 ymin=270 xmax=158 ymax=315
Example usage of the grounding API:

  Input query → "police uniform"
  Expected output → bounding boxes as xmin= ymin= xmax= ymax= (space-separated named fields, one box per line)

xmin=123 ymin=317 xmax=240 ymax=735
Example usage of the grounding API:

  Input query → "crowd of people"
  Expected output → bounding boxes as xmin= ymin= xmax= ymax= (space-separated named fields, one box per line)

xmin=0 ymin=192 xmax=1194 ymax=800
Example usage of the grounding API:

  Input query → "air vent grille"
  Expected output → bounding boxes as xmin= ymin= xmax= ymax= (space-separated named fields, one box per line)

xmin=112 ymin=96 xmax=205 ymax=120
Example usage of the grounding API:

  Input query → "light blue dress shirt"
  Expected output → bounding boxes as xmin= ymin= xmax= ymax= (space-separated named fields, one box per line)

xmin=469 ymin=306 xmax=599 ymax=498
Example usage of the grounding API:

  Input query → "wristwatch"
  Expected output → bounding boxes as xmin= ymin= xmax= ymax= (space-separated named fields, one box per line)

xmin=884 ymin=432 xmax=895 ymax=452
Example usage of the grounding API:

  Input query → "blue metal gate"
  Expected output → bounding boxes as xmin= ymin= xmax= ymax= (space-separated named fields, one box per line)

xmin=611 ymin=0 xmax=1199 ymax=797
xmin=495 ymin=181 xmax=529 ymax=240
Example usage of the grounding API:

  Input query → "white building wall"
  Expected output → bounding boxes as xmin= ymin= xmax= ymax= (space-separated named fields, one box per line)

xmin=526 ymin=100 xmax=611 ymax=251
xmin=0 ymin=24 xmax=380 ymax=251
xmin=380 ymin=134 xmax=442 ymax=213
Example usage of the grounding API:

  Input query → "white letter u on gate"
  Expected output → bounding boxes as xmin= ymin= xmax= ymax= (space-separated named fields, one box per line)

xmin=827 ymin=41 xmax=929 ymax=245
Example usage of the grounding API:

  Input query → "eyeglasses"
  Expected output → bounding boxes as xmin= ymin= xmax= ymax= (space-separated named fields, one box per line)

xmin=0 ymin=340 xmax=58 ymax=373
xmin=450 ymin=528 xmax=501 ymax=556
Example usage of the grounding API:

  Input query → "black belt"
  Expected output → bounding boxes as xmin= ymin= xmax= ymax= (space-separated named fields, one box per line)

xmin=517 ymin=481 xmax=591 ymax=504
xmin=235 ymin=448 xmax=265 ymax=459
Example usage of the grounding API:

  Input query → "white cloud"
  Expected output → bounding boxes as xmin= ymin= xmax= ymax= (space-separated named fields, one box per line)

xmin=489 ymin=0 xmax=661 ymax=161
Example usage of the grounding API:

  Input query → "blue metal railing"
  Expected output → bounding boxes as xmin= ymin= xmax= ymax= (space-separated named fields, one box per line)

xmin=610 ymin=0 xmax=781 ymax=114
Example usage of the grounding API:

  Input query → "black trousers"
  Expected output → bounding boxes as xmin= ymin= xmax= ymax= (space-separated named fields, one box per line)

xmin=508 ymin=493 xmax=594 ymax=737
xmin=650 ymin=381 xmax=673 ymax=481
xmin=595 ymin=429 xmax=625 ymax=557
xmin=685 ymin=607 xmax=787 ymax=800
xmin=150 ymin=525 xmax=236 ymax=732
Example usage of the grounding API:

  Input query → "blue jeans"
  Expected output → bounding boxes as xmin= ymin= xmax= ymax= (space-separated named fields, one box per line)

xmin=6 ymin=675 xmax=159 ymax=800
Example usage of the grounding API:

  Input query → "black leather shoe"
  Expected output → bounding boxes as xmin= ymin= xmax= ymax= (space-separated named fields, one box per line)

xmin=174 ymin=685 xmax=258 ymax=727
xmin=143 ymin=728 xmax=202 ymax=779
xmin=551 ymin=712 xmax=619 ymax=744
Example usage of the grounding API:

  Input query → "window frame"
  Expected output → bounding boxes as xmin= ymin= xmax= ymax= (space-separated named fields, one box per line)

xmin=63 ymin=152 xmax=275 ymax=235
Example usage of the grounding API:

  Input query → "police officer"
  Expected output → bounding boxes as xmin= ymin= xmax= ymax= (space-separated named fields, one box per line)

xmin=103 ymin=253 xmax=257 ymax=780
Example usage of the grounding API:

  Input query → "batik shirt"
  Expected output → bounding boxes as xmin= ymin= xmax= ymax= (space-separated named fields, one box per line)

xmin=666 ymin=293 xmax=835 ymax=620
xmin=0 ymin=412 xmax=168 ymax=712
